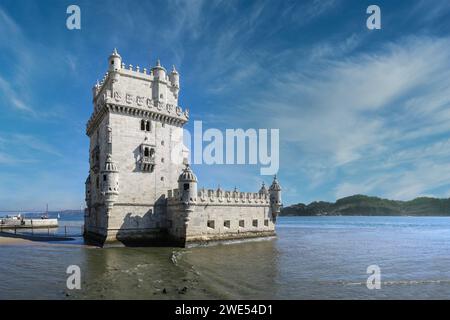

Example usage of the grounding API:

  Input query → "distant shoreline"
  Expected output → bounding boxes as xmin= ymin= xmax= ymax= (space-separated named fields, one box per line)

xmin=281 ymin=194 xmax=450 ymax=217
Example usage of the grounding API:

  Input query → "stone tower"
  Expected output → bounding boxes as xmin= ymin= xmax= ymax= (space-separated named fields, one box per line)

xmin=84 ymin=49 xmax=189 ymax=245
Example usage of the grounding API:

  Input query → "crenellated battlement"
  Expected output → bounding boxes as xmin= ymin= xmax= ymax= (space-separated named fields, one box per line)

xmin=167 ymin=187 xmax=270 ymax=205
xmin=93 ymin=50 xmax=179 ymax=102
xmin=94 ymin=62 xmax=178 ymax=96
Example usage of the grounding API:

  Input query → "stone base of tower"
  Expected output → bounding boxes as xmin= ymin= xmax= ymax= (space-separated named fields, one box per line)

xmin=184 ymin=230 xmax=276 ymax=247
xmin=83 ymin=227 xmax=276 ymax=248
xmin=83 ymin=228 xmax=185 ymax=247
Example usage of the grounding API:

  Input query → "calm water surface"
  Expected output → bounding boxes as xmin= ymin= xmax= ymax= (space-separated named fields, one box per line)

xmin=1 ymin=216 xmax=450 ymax=299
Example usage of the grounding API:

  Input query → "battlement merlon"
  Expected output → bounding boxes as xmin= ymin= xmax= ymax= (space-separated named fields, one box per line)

xmin=167 ymin=188 xmax=269 ymax=204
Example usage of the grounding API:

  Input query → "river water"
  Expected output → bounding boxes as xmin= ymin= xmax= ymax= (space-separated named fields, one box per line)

xmin=1 ymin=216 xmax=450 ymax=299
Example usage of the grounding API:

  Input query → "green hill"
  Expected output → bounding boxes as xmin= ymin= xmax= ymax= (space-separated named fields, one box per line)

xmin=281 ymin=194 xmax=450 ymax=216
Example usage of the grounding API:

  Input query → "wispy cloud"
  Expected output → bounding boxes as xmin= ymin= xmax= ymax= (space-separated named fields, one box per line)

xmin=0 ymin=6 xmax=73 ymax=119
xmin=244 ymin=35 xmax=450 ymax=200
xmin=0 ymin=133 xmax=62 ymax=164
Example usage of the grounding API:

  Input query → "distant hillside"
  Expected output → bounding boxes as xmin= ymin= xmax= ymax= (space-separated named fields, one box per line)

xmin=281 ymin=195 xmax=450 ymax=216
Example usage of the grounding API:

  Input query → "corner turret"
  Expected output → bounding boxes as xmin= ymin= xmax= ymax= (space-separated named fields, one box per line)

xmin=101 ymin=154 xmax=119 ymax=209
xmin=269 ymin=175 xmax=282 ymax=222
xmin=108 ymin=48 xmax=122 ymax=72
xmin=152 ymin=59 xmax=166 ymax=79
xmin=169 ymin=65 xmax=180 ymax=92
xmin=178 ymin=164 xmax=197 ymax=204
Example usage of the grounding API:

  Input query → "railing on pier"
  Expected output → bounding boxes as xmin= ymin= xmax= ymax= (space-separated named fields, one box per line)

xmin=0 ymin=223 xmax=84 ymax=239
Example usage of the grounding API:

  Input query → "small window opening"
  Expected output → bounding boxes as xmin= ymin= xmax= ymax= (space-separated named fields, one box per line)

xmin=239 ymin=220 xmax=245 ymax=228
xmin=264 ymin=219 xmax=269 ymax=227
xmin=183 ymin=183 xmax=189 ymax=191
xmin=224 ymin=220 xmax=230 ymax=228
xmin=253 ymin=219 xmax=258 ymax=227
xmin=207 ymin=220 xmax=215 ymax=229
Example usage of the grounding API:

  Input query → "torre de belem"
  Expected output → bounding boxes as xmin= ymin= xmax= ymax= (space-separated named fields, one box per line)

xmin=84 ymin=49 xmax=282 ymax=247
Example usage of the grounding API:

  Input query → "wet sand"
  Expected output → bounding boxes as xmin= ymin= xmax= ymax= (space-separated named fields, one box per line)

xmin=0 ymin=235 xmax=33 ymax=245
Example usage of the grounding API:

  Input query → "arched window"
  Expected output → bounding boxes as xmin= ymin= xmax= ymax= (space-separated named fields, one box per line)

xmin=146 ymin=121 xmax=150 ymax=131
xmin=141 ymin=119 xmax=145 ymax=131
xmin=144 ymin=147 xmax=150 ymax=157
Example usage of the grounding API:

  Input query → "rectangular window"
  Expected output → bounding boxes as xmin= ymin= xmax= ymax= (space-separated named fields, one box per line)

xmin=207 ymin=220 xmax=215 ymax=229
xmin=264 ymin=219 xmax=269 ymax=227
xmin=239 ymin=220 xmax=245 ymax=228
xmin=253 ymin=219 xmax=258 ymax=227
xmin=224 ymin=220 xmax=230 ymax=228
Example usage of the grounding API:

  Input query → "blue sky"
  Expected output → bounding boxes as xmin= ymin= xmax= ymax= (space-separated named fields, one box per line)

xmin=2 ymin=0 xmax=450 ymax=210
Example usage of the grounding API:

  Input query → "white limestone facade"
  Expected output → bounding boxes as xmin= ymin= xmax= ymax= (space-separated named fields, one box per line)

xmin=84 ymin=49 xmax=282 ymax=247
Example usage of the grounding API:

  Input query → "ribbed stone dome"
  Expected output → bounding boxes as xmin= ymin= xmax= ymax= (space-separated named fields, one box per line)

xmin=178 ymin=164 xmax=197 ymax=182
xmin=259 ymin=182 xmax=268 ymax=195
xmin=269 ymin=175 xmax=281 ymax=191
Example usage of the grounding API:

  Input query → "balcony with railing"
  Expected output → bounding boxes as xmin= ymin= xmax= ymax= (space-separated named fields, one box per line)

xmin=139 ymin=156 xmax=155 ymax=172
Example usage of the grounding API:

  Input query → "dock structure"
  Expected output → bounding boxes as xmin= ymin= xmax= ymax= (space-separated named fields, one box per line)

xmin=0 ymin=218 xmax=58 ymax=229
